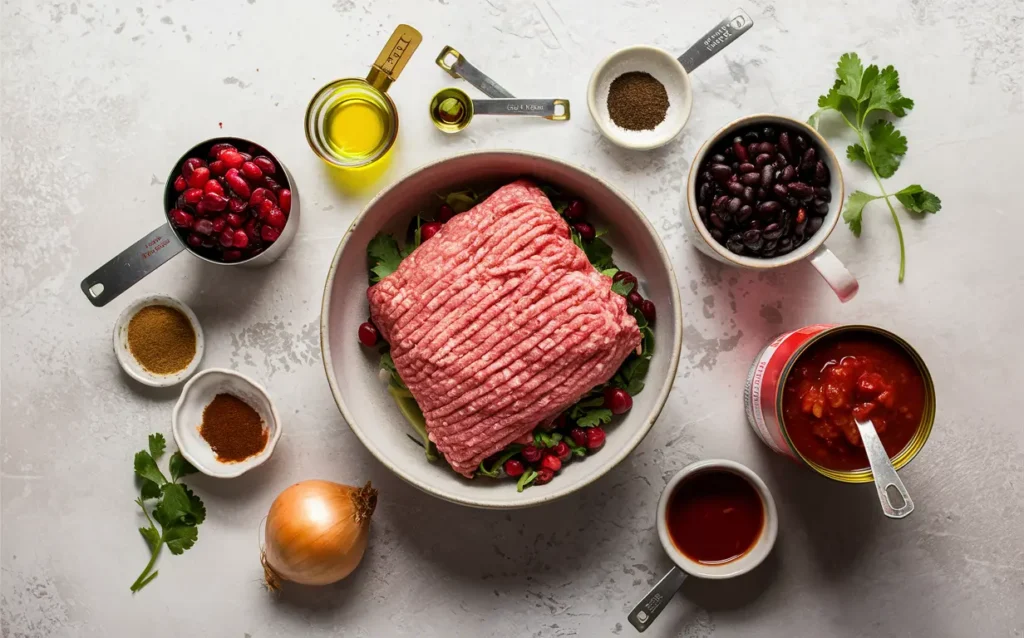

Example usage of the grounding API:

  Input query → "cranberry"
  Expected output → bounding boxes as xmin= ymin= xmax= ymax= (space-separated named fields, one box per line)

xmin=250 ymin=187 xmax=275 ymax=207
xmin=193 ymin=219 xmax=214 ymax=235
xmin=358 ymin=321 xmax=379 ymax=347
xmin=183 ymin=188 xmax=203 ymax=205
xmin=222 ymin=249 xmax=242 ymax=262
xmin=540 ymin=454 xmax=562 ymax=473
xmin=181 ymin=158 xmax=204 ymax=179
xmin=572 ymin=222 xmax=595 ymax=241
xmin=603 ymin=387 xmax=632 ymax=415
xmin=203 ymin=179 xmax=224 ymax=196
xmin=211 ymin=216 xmax=227 ymax=233
xmin=265 ymin=208 xmax=286 ymax=229
xmin=569 ymin=427 xmax=588 ymax=448
xmin=194 ymin=200 xmax=210 ymax=216
xmin=262 ymin=176 xmax=281 ymax=192
xmin=521 ymin=445 xmax=542 ymax=463
xmin=612 ymin=270 xmax=634 ymax=283
xmin=209 ymin=160 xmax=227 ymax=176
xmin=504 ymin=459 xmax=525 ymax=478
xmin=186 ymin=167 xmax=210 ymax=189
xmin=256 ymin=198 xmax=275 ymax=218
xmin=421 ymin=222 xmax=443 ymax=241
xmin=438 ymin=204 xmax=456 ymax=223
xmin=626 ymin=291 xmax=643 ymax=308
xmin=203 ymin=192 xmax=228 ymax=212
xmin=218 ymin=230 xmax=235 ymax=247
xmin=186 ymin=233 xmax=203 ymax=248
xmin=224 ymin=167 xmax=240 ymax=180
xmin=241 ymin=161 xmax=263 ymax=181
xmin=640 ymin=299 xmax=657 ymax=323
xmin=225 ymin=173 xmax=251 ymax=199
xmin=552 ymin=441 xmax=571 ymax=462
xmin=208 ymin=143 xmax=235 ymax=158
xmin=586 ymin=427 xmax=606 ymax=450
xmin=225 ymin=213 xmax=244 ymax=229
xmin=535 ymin=468 xmax=555 ymax=484
xmin=277 ymin=189 xmax=291 ymax=214
xmin=232 ymin=229 xmax=249 ymax=248
xmin=244 ymin=218 xmax=259 ymax=239
xmin=219 ymin=150 xmax=244 ymax=170
xmin=169 ymin=209 xmax=193 ymax=229
xmin=252 ymin=155 xmax=277 ymax=175
xmin=564 ymin=199 xmax=586 ymax=220
xmin=260 ymin=225 xmax=281 ymax=242
xmin=228 ymin=197 xmax=248 ymax=214
xmin=173 ymin=175 xmax=187 ymax=192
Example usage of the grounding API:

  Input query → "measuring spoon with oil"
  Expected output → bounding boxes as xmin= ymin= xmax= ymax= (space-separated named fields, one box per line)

xmin=854 ymin=416 xmax=915 ymax=519
xmin=305 ymin=24 xmax=422 ymax=168
xmin=429 ymin=87 xmax=570 ymax=133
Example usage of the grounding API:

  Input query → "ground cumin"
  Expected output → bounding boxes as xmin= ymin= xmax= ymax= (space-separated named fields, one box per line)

xmin=127 ymin=305 xmax=196 ymax=374
xmin=199 ymin=393 xmax=267 ymax=462
xmin=607 ymin=71 xmax=670 ymax=131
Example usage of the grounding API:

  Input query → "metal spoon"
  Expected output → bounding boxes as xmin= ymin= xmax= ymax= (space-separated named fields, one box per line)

xmin=628 ymin=566 xmax=687 ymax=632
xmin=436 ymin=46 xmax=514 ymax=98
xmin=428 ymin=87 xmax=570 ymax=133
xmin=677 ymin=8 xmax=754 ymax=73
xmin=854 ymin=416 xmax=915 ymax=519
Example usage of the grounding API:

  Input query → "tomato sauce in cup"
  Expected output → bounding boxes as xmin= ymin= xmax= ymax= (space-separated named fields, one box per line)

xmin=781 ymin=332 xmax=927 ymax=471
xmin=666 ymin=470 xmax=764 ymax=564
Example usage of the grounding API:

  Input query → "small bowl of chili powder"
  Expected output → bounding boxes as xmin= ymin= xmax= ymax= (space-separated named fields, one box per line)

xmin=114 ymin=295 xmax=204 ymax=387
xmin=172 ymin=368 xmax=281 ymax=478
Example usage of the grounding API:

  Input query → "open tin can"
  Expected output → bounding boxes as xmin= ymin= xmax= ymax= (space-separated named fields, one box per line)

xmin=744 ymin=324 xmax=936 ymax=483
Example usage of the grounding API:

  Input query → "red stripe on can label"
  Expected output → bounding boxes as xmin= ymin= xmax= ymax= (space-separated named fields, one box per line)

xmin=744 ymin=324 xmax=835 ymax=459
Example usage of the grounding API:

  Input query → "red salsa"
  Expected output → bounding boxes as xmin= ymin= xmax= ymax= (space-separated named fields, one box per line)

xmin=666 ymin=470 xmax=764 ymax=564
xmin=782 ymin=331 xmax=926 ymax=471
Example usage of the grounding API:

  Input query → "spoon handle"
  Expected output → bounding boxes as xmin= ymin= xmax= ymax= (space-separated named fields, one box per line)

xmin=855 ymin=417 xmax=915 ymax=519
xmin=677 ymin=8 xmax=754 ymax=73
xmin=627 ymin=565 xmax=687 ymax=633
xmin=471 ymin=98 xmax=570 ymax=120
xmin=436 ymin=46 xmax=515 ymax=99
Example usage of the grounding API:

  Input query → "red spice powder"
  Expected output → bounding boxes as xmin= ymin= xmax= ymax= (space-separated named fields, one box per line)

xmin=199 ymin=393 xmax=267 ymax=462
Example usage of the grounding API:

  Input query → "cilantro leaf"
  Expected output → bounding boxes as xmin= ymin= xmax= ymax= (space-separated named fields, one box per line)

xmin=445 ymin=190 xmax=478 ymax=213
xmin=866 ymin=120 xmax=907 ymax=178
xmin=576 ymin=409 xmax=612 ymax=428
xmin=835 ymin=52 xmax=866 ymax=102
xmin=630 ymin=305 xmax=648 ymax=329
xmin=181 ymin=485 xmax=206 ymax=525
xmin=641 ymin=326 xmax=655 ymax=358
xmin=477 ymin=445 xmax=523 ymax=478
xmin=139 ymin=526 xmax=161 ymax=552
xmin=148 ymin=434 xmax=166 ymax=459
xmin=842 ymin=191 xmax=881 ymax=237
xmin=367 ymin=233 xmax=404 ymax=283
xmin=156 ymin=484 xmax=195 ymax=526
xmin=134 ymin=451 xmax=167 ymax=487
xmin=516 ymin=468 xmax=538 ymax=492
xmin=600 ymin=268 xmax=618 ymax=278
xmin=895 ymin=185 xmax=942 ymax=214
xmin=163 ymin=526 xmax=198 ymax=555
xmin=583 ymin=238 xmax=615 ymax=271
xmin=611 ymin=279 xmax=634 ymax=296
xmin=169 ymin=452 xmax=198 ymax=482
xmin=864 ymin=65 xmax=915 ymax=120
xmin=140 ymin=479 xmax=162 ymax=501
xmin=563 ymin=436 xmax=587 ymax=458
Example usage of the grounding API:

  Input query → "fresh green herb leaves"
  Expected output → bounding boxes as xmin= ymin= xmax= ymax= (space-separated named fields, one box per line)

xmin=131 ymin=434 xmax=204 ymax=593
xmin=808 ymin=52 xmax=941 ymax=281
xmin=575 ymin=409 xmax=613 ymax=428
xmin=534 ymin=431 xmax=563 ymax=448
xmin=516 ymin=468 xmax=538 ymax=492
xmin=583 ymin=237 xmax=615 ymax=271
xmin=477 ymin=444 xmax=523 ymax=478
xmin=611 ymin=278 xmax=634 ymax=297
xmin=367 ymin=233 xmax=404 ymax=283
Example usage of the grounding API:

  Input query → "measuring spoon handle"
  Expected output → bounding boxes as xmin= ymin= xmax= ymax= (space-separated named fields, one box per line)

xmin=627 ymin=565 xmax=687 ymax=633
xmin=677 ymin=8 xmax=754 ymax=73
xmin=80 ymin=223 xmax=185 ymax=307
xmin=471 ymin=98 xmax=570 ymax=120
xmin=436 ymin=46 xmax=515 ymax=99
xmin=855 ymin=417 xmax=915 ymax=519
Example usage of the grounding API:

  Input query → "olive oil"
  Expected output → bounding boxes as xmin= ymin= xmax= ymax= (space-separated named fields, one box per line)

xmin=324 ymin=95 xmax=392 ymax=162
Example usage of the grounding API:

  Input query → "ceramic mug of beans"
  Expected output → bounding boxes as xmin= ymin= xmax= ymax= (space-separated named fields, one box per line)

xmin=685 ymin=114 xmax=858 ymax=302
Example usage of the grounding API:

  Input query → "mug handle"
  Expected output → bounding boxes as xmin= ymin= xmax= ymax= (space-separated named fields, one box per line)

xmin=809 ymin=244 xmax=859 ymax=303
xmin=80 ymin=223 xmax=185 ymax=307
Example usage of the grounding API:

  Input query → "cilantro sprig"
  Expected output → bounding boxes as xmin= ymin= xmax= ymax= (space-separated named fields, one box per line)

xmin=131 ymin=434 xmax=204 ymax=593
xmin=808 ymin=52 xmax=941 ymax=282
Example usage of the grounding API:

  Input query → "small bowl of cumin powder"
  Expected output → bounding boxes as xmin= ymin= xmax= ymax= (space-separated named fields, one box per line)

xmin=114 ymin=295 xmax=204 ymax=387
xmin=172 ymin=368 xmax=281 ymax=478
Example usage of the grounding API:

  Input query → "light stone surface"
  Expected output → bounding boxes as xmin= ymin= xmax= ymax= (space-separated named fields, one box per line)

xmin=2 ymin=0 xmax=1023 ymax=636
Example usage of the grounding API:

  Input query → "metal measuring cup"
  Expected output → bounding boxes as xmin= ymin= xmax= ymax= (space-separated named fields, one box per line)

xmin=429 ymin=87 xmax=570 ymax=133
xmin=305 ymin=24 xmax=422 ymax=168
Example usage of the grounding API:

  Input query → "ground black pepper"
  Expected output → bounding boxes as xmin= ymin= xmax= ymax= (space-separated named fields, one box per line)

xmin=607 ymin=71 xmax=670 ymax=131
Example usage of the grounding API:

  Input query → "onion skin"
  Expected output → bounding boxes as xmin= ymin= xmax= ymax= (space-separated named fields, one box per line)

xmin=263 ymin=480 xmax=377 ymax=587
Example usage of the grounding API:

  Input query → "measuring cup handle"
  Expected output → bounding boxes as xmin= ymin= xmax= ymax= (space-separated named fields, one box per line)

xmin=627 ymin=565 xmax=688 ymax=633
xmin=80 ymin=223 xmax=185 ymax=307
xmin=366 ymin=24 xmax=423 ymax=93
xmin=809 ymin=244 xmax=859 ymax=303
xmin=677 ymin=8 xmax=754 ymax=73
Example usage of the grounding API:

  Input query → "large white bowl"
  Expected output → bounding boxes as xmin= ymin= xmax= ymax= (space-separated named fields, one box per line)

xmin=321 ymin=151 xmax=682 ymax=509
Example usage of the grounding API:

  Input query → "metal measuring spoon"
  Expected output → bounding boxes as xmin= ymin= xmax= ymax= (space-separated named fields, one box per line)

xmin=429 ymin=87 xmax=570 ymax=133
xmin=628 ymin=566 xmax=687 ymax=632
xmin=436 ymin=46 xmax=515 ymax=99
xmin=854 ymin=416 xmax=915 ymax=519
xmin=677 ymin=8 xmax=754 ymax=73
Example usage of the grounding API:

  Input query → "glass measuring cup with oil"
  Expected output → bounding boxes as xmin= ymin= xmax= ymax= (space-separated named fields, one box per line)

xmin=305 ymin=25 xmax=421 ymax=168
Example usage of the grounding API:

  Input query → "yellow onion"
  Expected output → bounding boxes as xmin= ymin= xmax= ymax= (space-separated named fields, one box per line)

xmin=262 ymin=480 xmax=377 ymax=589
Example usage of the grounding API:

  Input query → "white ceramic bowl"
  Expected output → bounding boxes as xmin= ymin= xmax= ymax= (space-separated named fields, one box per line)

xmin=657 ymin=459 xmax=778 ymax=579
xmin=321 ymin=150 xmax=683 ymax=509
xmin=587 ymin=46 xmax=693 ymax=150
xmin=113 ymin=294 xmax=204 ymax=387
xmin=172 ymin=368 xmax=281 ymax=478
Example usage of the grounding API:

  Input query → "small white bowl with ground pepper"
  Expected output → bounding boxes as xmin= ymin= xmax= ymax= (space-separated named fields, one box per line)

xmin=114 ymin=295 xmax=204 ymax=387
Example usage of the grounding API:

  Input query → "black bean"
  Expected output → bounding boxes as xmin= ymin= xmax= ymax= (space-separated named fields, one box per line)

xmin=743 ymin=229 xmax=763 ymax=251
xmin=756 ymin=200 xmax=782 ymax=217
xmin=756 ymin=187 xmax=767 ymax=199
xmin=712 ymin=195 xmax=729 ymax=212
xmin=726 ymin=234 xmax=745 ymax=254
xmin=814 ymin=187 xmax=831 ymax=203
xmin=788 ymin=182 xmax=814 ymax=200
xmin=762 ymin=126 xmax=777 ymax=140
xmin=814 ymin=161 xmax=829 ymax=185
xmin=737 ymin=204 xmax=753 ymax=224
xmin=779 ymin=132 xmax=793 ymax=160
xmin=763 ymin=223 xmax=783 ymax=240
xmin=747 ymin=142 xmax=760 ymax=158
xmin=709 ymin=212 xmax=726 ymax=230
xmin=802 ymin=147 xmax=816 ymax=167
xmin=710 ymin=164 xmax=732 ymax=181
xmin=779 ymin=236 xmax=793 ymax=251
xmin=738 ymin=162 xmax=756 ymax=174
xmin=727 ymin=181 xmax=744 ymax=196
xmin=740 ymin=172 xmax=761 ymax=186
xmin=733 ymin=140 xmax=749 ymax=163
xmin=794 ymin=217 xmax=807 ymax=236
xmin=807 ymin=216 xmax=824 ymax=235
xmin=773 ymin=184 xmax=789 ymax=199
xmin=701 ymin=170 xmax=713 ymax=183
xmin=698 ymin=204 xmax=708 ymax=216
xmin=749 ymin=219 xmax=763 ymax=231
xmin=698 ymin=182 xmax=711 ymax=204
xmin=775 ymin=153 xmax=788 ymax=168
xmin=743 ymin=130 xmax=761 ymax=144
xmin=761 ymin=165 xmax=775 ymax=188
xmin=710 ymin=228 xmax=724 ymax=241
xmin=710 ymin=154 xmax=726 ymax=164
xmin=743 ymin=186 xmax=755 ymax=203
xmin=755 ymin=153 xmax=772 ymax=167
xmin=814 ymin=201 xmax=829 ymax=216
xmin=728 ymin=197 xmax=742 ymax=214
xmin=780 ymin=166 xmax=796 ymax=183
xmin=731 ymin=161 xmax=740 ymax=172
xmin=794 ymin=134 xmax=808 ymax=156
xmin=784 ymin=195 xmax=800 ymax=210
xmin=761 ymin=246 xmax=777 ymax=258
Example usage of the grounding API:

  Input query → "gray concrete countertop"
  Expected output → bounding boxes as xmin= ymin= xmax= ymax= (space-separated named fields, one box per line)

xmin=2 ymin=0 xmax=1022 ymax=636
